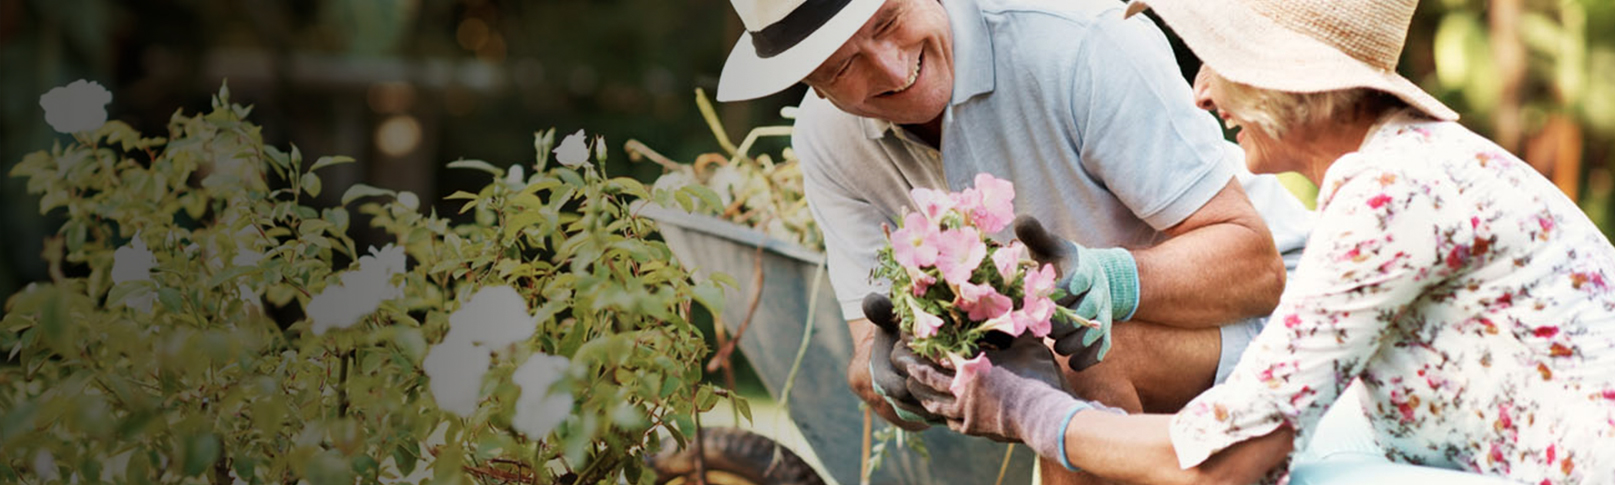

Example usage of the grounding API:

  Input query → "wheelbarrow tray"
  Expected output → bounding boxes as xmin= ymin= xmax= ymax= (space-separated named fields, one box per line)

xmin=641 ymin=204 xmax=1032 ymax=485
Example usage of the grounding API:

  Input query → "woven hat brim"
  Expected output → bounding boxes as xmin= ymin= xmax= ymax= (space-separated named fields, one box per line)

xmin=716 ymin=0 xmax=884 ymax=102
xmin=1131 ymin=0 xmax=1457 ymax=121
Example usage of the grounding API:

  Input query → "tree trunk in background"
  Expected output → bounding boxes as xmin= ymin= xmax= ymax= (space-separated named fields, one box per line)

xmin=1490 ymin=0 xmax=1525 ymax=154
xmin=1528 ymin=114 xmax=1585 ymax=199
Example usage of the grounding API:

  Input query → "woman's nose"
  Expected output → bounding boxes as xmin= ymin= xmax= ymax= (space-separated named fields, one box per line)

xmin=1191 ymin=65 xmax=1216 ymax=111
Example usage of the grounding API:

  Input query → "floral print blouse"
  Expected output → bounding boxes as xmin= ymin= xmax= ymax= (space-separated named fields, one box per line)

xmin=1170 ymin=111 xmax=1615 ymax=484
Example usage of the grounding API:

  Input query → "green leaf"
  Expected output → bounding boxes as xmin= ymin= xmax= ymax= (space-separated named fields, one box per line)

xmin=446 ymin=159 xmax=502 ymax=176
xmin=232 ymin=457 xmax=257 ymax=483
xmin=708 ymin=272 xmax=740 ymax=290
xmin=391 ymin=442 xmax=419 ymax=476
xmin=341 ymin=183 xmax=396 ymax=205
xmin=158 ymin=287 xmax=185 ymax=313
xmin=733 ymin=395 xmax=752 ymax=423
xmin=443 ymin=190 xmax=479 ymax=201
xmin=692 ymin=281 xmax=726 ymax=315
xmin=290 ymin=144 xmax=304 ymax=172
xmin=309 ymin=155 xmax=355 ymax=172
xmin=206 ymin=265 xmax=260 ymax=288
xmin=183 ymin=432 xmax=221 ymax=477
xmin=681 ymin=185 xmax=724 ymax=212
xmin=673 ymin=190 xmax=694 ymax=212
xmin=301 ymin=173 xmax=322 ymax=197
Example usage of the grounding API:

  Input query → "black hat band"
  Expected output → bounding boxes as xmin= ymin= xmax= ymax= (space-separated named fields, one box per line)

xmin=750 ymin=0 xmax=855 ymax=58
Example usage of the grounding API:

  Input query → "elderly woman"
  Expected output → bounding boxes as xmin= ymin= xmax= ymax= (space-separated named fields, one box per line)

xmin=905 ymin=0 xmax=1615 ymax=483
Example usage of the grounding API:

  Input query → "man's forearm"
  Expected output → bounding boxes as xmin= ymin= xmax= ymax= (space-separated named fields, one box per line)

xmin=1130 ymin=181 xmax=1285 ymax=327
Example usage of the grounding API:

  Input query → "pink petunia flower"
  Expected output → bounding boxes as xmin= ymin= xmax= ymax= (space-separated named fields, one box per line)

xmin=970 ymin=173 xmax=1016 ymax=233
xmin=948 ymin=352 xmax=993 ymax=398
xmin=982 ymin=311 xmax=1025 ymax=336
xmin=950 ymin=187 xmax=982 ymax=223
xmin=992 ymin=241 xmax=1027 ymax=281
xmin=934 ymin=227 xmax=987 ymax=286
xmin=911 ymin=187 xmax=957 ymax=222
xmin=891 ymin=212 xmax=940 ymax=268
xmin=910 ymin=298 xmax=945 ymax=338
xmin=956 ymin=281 xmax=1014 ymax=321
xmin=1024 ymin=263 xmax=1057 ymax=299
xmin=906 ymin=265 xmax=937 ymax=296
xmin=1017 ymin=295 xmax=1056 ymax=337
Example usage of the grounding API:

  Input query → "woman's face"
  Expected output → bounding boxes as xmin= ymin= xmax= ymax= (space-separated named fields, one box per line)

xmin=1191 ymin=66 xmax=1299 ymax=175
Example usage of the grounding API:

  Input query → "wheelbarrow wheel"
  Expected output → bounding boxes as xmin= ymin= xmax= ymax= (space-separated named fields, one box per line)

xmin=649 ymin=427 xmax=826 ymax=485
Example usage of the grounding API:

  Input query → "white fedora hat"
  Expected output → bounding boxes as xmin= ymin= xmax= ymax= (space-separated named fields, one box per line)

xmin=1127 ymin=0 xmax=1458 ymax=121
xmin=716 ymin=0 xmax=885 ymax=102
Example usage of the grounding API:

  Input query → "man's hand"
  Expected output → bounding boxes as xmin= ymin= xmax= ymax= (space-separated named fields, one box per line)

xmin=1015 ymin=216 xmax=1140 ymax=371
xmin=861 ymin=293 xmax=943 ymax=428
xmin=907 ymin=333 xmax=1123 ymax=464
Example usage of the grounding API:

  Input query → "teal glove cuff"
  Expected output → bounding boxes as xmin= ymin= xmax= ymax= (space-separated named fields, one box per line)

xmin=1089 ymin=247 xmax=1140 ymax=322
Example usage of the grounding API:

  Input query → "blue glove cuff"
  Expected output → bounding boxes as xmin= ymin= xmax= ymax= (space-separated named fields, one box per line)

xmin=1056 ymin=401 xmax=1129 ymax=472
xmin=1089 ymin=247 xmax=1140 ymax=322
xmin=1055 ymin=403 xmax=1084 ymax=472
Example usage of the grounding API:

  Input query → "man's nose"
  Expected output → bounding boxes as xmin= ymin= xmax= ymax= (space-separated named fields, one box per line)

xmin=869 ymin=47 xmax=910 ymax=91
xmin=1191 ymin=65 xmax=1216 ymax=111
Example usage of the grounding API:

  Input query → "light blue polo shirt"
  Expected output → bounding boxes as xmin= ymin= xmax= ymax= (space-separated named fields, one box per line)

xmin=795 ymin=0 xmax=1313 ymax=321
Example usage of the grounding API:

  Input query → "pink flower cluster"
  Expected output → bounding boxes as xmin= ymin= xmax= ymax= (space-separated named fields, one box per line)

xmin=880 ymin=174 xmax=1065 ymax=386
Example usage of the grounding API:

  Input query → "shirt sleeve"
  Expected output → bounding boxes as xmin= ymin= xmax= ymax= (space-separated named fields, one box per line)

xmin=793 ymin=109 xmax=894 ymax=320
xmin=1168 ymin=159 xmax=1466 ymax=468
xmin=1065 ymin=13 xmax=1236 ymax=231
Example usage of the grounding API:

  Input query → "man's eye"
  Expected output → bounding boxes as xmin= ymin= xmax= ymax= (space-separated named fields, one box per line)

xmin=877 ymin=18 xmax=897 ymax=35
xmin=833 ymin=61 xmax=853 ymax=83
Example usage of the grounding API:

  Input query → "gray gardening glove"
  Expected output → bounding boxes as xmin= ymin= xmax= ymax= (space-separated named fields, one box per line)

xmin=907 ymin=334 xmax=1125 ymax=469
xmin=1014 ymin=216 xmax=1140 ymax=371
xmin=863 ymin=293 xmax=944 ymax=426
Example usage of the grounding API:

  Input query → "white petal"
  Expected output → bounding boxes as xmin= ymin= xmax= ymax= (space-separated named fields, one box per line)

xmin=511 ymin=353 xmax=574 ymax=438
xmin=396 ymin=191 xmax=420 ymax=211
xmin=424 ymin=341 xmax=491 ymax=417
xmin=506 ymin=164 xmax=525 ymax=185
xmin=32 ymin=449 xmax=58 ymax=481
xmin=445 ymin=286 xmax=535 ymax=349
xmin=307 ymin=286 xmax=361 ymax=335
xmin=112 ymin=236 xmax=157 ymax=284
xmin=553 ymin=130 xmax=590 ymax=168
xmin=39 ymin=80 xmax=112 ymax=134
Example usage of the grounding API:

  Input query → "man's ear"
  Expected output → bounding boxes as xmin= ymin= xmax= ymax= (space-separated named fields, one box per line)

xmin=811 ymin=86 xmax=827 ymax=99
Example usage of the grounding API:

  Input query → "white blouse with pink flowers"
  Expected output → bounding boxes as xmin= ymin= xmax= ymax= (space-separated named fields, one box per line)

xmin=1170 ymin=111 xmax=1615 ymax=484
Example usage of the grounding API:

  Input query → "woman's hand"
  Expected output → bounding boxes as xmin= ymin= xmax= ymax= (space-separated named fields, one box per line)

xmin=906 ymin=334 xmax=1123 ymax=463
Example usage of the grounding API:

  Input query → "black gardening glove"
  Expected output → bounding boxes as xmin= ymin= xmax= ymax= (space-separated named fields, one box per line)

xmin=863 ymin=293 xmax=944 ymax=426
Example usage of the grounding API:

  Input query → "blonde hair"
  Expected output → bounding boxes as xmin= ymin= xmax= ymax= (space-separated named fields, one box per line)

xmin=1212 ymin=72 xmax=1405 ymax=139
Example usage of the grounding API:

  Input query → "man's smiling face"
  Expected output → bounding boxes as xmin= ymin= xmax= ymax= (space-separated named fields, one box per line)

xmin=804 ymin=0 xmax=954 ymax=126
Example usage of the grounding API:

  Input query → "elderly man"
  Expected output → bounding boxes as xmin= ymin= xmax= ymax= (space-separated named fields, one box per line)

xmin=716 ymin=0 xmax=1312 ymax=481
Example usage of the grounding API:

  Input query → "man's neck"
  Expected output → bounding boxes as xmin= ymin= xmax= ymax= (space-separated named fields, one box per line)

xmin=901 ymin=115 xmax=944 ymax=147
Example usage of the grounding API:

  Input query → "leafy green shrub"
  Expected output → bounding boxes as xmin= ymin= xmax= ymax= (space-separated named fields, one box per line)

xmin=3 ymin=84 xmax=737 ymax=484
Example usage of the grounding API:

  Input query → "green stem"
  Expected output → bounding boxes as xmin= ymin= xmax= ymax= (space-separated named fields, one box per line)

xmin=777 ymin=260 xmax=825 ymax=409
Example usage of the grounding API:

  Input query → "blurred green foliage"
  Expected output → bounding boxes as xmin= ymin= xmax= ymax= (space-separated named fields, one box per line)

xmin=3 ymin=85 xmax=739 ymax=483
xmin=0 ymin=0 xmax=801 ymax=299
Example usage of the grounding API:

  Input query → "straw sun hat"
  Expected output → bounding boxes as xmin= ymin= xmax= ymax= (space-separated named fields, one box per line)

xmin=717 ymin=0 xmax=885 ymax=102
xmin=1126 ymin=0 xmax=1458 ymax=121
